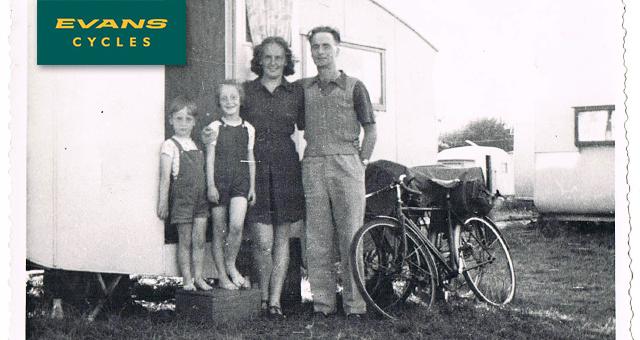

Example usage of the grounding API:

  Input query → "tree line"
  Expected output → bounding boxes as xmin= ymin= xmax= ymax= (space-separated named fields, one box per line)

xmin=439 ymin=117 xmax=513 ymax=152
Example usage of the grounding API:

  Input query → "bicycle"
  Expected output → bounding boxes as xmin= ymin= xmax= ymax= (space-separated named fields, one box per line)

xmin=350 ymin=174 xmax=516 ymax=319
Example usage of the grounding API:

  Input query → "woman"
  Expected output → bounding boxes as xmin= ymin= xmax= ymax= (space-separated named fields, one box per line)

xmin=242 ymin=36 xmax=305 ymax=319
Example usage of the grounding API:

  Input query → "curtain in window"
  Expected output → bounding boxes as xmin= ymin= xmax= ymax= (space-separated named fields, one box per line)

xmin=245 ymin=0 xmax=292 ymax=46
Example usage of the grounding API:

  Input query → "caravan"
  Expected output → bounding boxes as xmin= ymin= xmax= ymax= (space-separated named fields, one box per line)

xmin=26 ymin=0 xmax=439 ymax=279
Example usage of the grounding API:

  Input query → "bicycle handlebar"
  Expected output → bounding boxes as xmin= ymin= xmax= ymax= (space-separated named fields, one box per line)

xmin=364 ymin=174 xmax=427 ymax=199
xmin=398 ymin=174 xmax=423 ymax=196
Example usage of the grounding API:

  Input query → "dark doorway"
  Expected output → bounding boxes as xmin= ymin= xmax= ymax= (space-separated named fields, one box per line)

xmin=164 ymin=0 xmax=226 ymax=243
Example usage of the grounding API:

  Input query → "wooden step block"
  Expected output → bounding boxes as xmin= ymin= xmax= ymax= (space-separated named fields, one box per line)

xmin=176 ymin=288 xmax=261 ymax=321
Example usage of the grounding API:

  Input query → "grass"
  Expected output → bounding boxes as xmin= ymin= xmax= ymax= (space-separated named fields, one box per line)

xmin=26 ymin=220 xmax=615 ymax=339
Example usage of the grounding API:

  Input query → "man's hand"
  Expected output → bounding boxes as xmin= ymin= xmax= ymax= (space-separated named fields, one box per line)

xmin=157 ymin=200 xmax=169 ymax=220
xmin=208 ymin=185 xmax=220 ymax=204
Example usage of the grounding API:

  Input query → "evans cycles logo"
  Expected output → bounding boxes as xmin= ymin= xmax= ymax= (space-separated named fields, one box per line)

xmin=38 ymin=1 xmax=186 ymax=65
xmin=54 ymin=18 xmax=168 ymax=48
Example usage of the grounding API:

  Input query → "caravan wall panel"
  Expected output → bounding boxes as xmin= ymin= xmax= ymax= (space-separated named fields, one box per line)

xmin=534 ymin=148 xmax=614 ymax=215
xmin=27 ymin=64 xmax=169 ymax=274
xmin=26 ymin=0 xmax=169 ymax=274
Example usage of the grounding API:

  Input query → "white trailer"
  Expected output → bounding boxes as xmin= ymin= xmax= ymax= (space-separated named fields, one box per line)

xmin=436 ymin=145 xmax=515 ymax=196
xmin=533 ymin=105 xmax=615 ymax=222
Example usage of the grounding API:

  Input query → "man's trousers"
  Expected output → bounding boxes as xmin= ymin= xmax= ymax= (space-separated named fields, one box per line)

xmin=302 ymin=154 xmax=367 ymax=315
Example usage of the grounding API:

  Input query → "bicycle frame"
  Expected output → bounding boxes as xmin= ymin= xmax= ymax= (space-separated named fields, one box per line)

xmin=366 ymin=179 xmax=467 ymax=282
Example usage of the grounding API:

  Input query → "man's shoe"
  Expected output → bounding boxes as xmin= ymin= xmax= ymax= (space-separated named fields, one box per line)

xmin=310 ymin=311 xmax=331 ymax=323
xmin=345 ymin=313 xmax=364 ymax=321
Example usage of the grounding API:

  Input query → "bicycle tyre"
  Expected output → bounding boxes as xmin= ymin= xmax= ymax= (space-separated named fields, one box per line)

xmin=459 ymin=216 xmax=516 ymax=305
xmin=350 ymin=218 xmax=438 ymax=319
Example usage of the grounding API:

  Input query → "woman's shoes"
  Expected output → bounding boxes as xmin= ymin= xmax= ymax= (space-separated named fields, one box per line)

xmin=268 ymin=305 xmax=285 ymax=320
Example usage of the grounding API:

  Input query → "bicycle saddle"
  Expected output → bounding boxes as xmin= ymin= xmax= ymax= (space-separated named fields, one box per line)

xmin=429 ymin=178 xmax=461 ymax=189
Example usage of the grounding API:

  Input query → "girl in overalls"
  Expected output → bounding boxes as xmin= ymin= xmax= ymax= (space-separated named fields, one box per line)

xmin=157 ymin=96 xmax=212 ymax=291
xmin=206 ymin=80 xmax=256 ymax=290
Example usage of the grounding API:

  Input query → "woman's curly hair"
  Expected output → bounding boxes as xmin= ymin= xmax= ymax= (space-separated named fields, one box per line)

xmin=250 ymin=36 xmax=295 ymax=77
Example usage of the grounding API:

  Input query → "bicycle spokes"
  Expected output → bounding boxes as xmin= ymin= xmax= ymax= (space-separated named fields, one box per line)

xmin=459 ymin=217 xmax=516 ymax=305
xmin=351 ymin=219 xmax=438 ymax=319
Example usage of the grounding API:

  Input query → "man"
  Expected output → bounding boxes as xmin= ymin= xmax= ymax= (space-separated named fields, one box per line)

xmin=299 ymin=26 xmax=377 ymax=318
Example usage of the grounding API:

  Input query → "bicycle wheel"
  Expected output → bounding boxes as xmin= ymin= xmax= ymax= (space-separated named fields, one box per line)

xmin=458 ymin=216 xmax=516 ymax=305
xmin=350 ymin=218 xmax=437 ymax=319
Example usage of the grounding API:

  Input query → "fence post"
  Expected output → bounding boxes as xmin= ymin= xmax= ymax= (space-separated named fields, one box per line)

xmin=485 ymin=155 xmax=492 ymax=192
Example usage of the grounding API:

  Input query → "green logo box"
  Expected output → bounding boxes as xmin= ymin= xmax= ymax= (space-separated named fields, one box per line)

xmin=37 ymin=0 xmax=186 ymax=65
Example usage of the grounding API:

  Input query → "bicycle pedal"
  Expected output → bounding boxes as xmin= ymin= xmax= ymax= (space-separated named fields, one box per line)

xmin=443 ymin=270 xmax=458 ymax=281
xmin=441 ymin=280 xmax=456 ymax=292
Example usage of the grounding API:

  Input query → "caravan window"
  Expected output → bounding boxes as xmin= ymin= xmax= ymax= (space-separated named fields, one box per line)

xmin=301 ymin=35 xmax=387 ymax=111
xmin=574 ymin=105 xmax=615 ymax=147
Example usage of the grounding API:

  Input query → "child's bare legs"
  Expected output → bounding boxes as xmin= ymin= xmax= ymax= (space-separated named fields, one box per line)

xmin=192 ymin=217 xmax=212 ymax=290
xmin=176 ymin=223 xmax=195 ymax=291
xmin=269 ymin=222 xmax=291 ymax=308
xmin=225 ymin=196 xmax=248 ymax=287
xmin=212 ymin=206 xmax=237 ymax=290
xmin=252 ymin=222 xmax=274 ymax=303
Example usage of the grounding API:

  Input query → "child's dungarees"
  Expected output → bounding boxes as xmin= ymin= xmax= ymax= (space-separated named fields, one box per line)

xmin=214 ymin=120 xmax=250 ymax=205
xmin=169 ymin=138 xmax=209 ymax=224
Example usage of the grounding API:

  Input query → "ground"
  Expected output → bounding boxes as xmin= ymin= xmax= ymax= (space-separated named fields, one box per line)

xmin=25 ymin=207 xmax=615 ymax=339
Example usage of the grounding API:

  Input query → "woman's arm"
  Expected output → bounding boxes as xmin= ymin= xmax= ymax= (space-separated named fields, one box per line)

xmin=247 ymin=149 xmax=256 ymax=206
xmin=157 ymin=154 xmax=172 ymax=219
xmin=201 ymin=126 xmax=215 ymax=145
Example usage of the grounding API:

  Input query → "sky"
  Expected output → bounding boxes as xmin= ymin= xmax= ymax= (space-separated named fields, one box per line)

xmin=375 ymin=0 xmax=625 ymax=133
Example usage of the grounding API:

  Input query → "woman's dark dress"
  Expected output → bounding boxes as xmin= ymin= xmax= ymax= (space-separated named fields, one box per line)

xmin=242 ymin=78 xmax=305 ymax=225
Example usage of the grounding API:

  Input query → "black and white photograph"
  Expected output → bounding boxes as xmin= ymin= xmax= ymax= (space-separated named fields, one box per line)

xmin=8 ymin=0 xmax=638 ymax=338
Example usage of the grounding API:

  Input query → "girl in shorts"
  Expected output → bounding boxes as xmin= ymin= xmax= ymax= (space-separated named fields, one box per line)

xmin=206 ymin=80 xmax=256 ymax=290
xmin=157 ymin=96 xmax=212 ymax=291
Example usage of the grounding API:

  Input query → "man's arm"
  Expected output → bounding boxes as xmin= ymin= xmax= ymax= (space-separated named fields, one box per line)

xmin=353 ymin=80 xmax=376 ymax=161
xmin=360 ymin=123 xmax=377 ymax=161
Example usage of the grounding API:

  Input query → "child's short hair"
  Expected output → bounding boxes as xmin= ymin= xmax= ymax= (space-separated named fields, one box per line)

xmin=215 ymin=79 xmax=244 ymax=108
xmin=168 ymin=95 xmax=198 ymax=118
